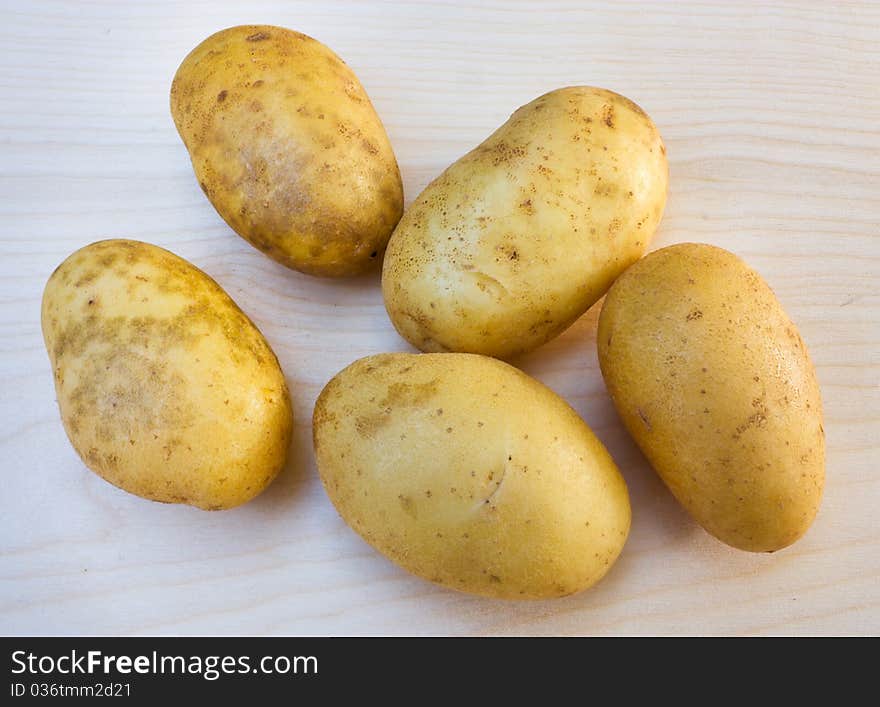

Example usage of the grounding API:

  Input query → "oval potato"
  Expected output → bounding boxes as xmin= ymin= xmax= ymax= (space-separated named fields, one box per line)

xmin=41 ymin=239 xmax=293 ymax=510
xmin=313 ymin=352 xmax=630 ymax=599
xmin=383 ymin=86 xmax=668 ymax=358
xmin=598 ymin=243 xmax=824 ymax=551
xmin=171 ymin=25 xmax=403 ymax=277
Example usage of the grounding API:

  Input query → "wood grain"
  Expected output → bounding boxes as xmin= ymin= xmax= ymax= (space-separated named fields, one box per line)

xmin=1 ymin=0 xmax=877 ymax=635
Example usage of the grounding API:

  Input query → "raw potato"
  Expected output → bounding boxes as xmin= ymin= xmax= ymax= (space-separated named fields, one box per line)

xmin=382 ymin=86 xmax=668 ymax=359
xmin=313 ymin=353 xmax=630 ymax=599
xmin=171 ymin=25 xmax=403 ymax=277
xmin=597 ymin=243 xmax=824 ymax=552
xmin=41 ymin=239 xmax=293 ymax=510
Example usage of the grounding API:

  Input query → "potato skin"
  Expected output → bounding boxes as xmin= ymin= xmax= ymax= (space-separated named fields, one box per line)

xmin=171 ymin=25 xmax=403 ymax=277
xmin=313 ymin=353 xmax=630 ymax=599
xmin=382 ymin=86 xmax=668 ymax=358
xmin=41 ymin=239 xmax=293 ymax=510
xmin=597 ymin=243 xmax=824 ymax=552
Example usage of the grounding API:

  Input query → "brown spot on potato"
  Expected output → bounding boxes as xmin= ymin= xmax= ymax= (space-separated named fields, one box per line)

xmin=381 ymin=380 xmax=439 ymax=407
xmin=216 ymin=90 xmax=228 ymax=102
xmin=485 ymin=140 xmax=527 ymax=167
xmin=355 ymin=408 xmax=390 ymax=438
xmin=593 ymin=178 xmax=619 ymax=198
xmin=246 ymin=31 xmax=271 ymax=41
xmin=602 ymin=103 xmax=615 ymax=127
xmin=398 ymin=494 xmax=417 ymax=518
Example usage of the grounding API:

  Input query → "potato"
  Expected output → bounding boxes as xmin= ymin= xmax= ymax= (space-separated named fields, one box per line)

xmin=41 ymin=239 xmax=293 ymax=510
xmin=597 ymin=243 xmax=824 ymax=552
xmin=171 ymin=25 xmax=403 ymax=277
xmin=313 ymin=352 xmax=630 ymax=599
xmin=382 ymin=86 xmax=668 ymax=358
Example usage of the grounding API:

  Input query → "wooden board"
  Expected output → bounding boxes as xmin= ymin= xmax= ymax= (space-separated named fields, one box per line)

xmin=1 ymin=1 xmax=877 ymax=635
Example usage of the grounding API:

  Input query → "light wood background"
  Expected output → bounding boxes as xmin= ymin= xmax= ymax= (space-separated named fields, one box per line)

xmin=1 ymin=1 xmax=877 ymax=636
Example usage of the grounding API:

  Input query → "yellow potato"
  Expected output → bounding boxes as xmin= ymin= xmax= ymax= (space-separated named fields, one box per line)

xmin=41 ymin=239 xmax=293 ymax=510
xmin=382 ymin=86 xmax=668 ymax=358
xmin=597 ymin=243 xmax=824 ymax=552
xmin=171 ymin=25 xmax=403 ymax=277
xmin=313 ymin=352 xmax=630 ymax=599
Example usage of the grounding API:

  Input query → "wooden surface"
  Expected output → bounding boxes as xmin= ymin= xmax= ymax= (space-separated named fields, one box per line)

xmin=1 ymin=1 xmax=878 ymax=636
